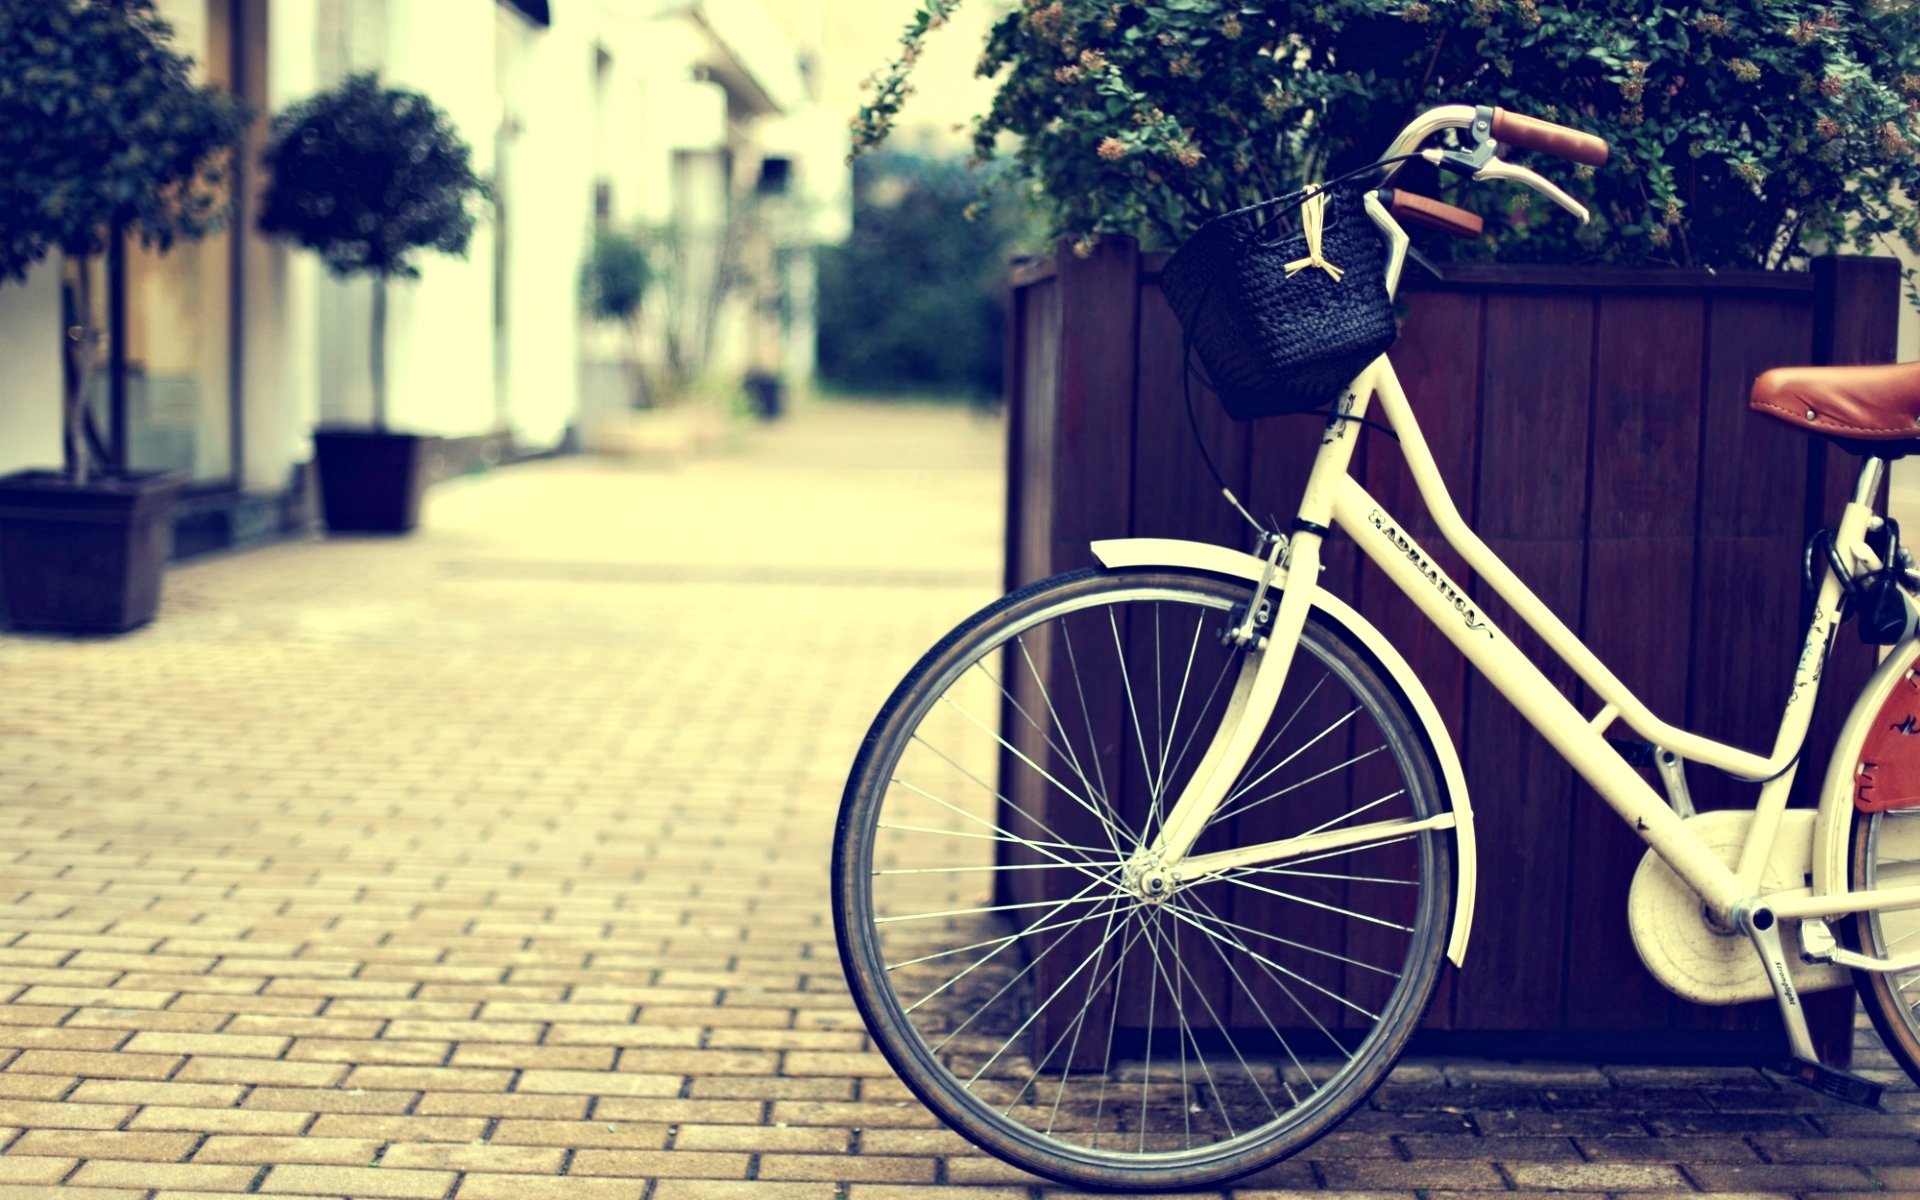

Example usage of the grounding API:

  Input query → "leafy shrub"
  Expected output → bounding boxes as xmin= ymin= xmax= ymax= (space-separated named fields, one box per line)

xmin=583 ymin=229 xmax=651 ymax=324
xmin=856 ymin=0 xmax=1920 ymax=272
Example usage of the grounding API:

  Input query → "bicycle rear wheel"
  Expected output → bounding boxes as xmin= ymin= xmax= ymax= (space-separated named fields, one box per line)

xmin=1848 ymin=806 xmax=1920 ymax=1085
xmin=832 ymin=567 xmax=1455 ymax=1190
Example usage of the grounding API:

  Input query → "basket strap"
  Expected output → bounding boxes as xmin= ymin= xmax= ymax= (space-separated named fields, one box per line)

xmin=1283 ymin=190 xmax=1345 ymax=282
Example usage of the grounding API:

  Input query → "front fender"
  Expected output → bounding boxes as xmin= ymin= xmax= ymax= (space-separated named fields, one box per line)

xmin=1092 ymin=537 xmax=1478 ymax=966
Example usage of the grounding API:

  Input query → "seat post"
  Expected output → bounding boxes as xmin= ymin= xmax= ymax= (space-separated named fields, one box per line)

xmin=1856 ymin=456 xmax=1889 ymax=509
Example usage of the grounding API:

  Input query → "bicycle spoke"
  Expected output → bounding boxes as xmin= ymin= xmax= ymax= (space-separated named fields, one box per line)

xmin=876 ymin=821 xmax=1109 ymax=857
xmin=1166 ymin=895 xmax=1400 ymax=977
xmin=893 ymin=759 xmax=1106 ymax=881
xmin=1060 ymin=623 xmax=1114 ymax=827
xmin=1110 ymin=608 xmax=1162 ymax=852
xmin=1211 ymin=746 xmax=1391 ymax=828
xmin=886 ymin=905 xmax=1126 ymax=973
xmin=1179 ymin=885 xmax=1348 ymax=1066
xmin=935 ymin=696 xmax=1137 ymax=855
xmin=1200 ymin=871 xmax=1413 ymax=937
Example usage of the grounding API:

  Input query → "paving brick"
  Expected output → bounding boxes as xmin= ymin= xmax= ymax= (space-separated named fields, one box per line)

xmin=0 ymin=1075 xmax=72 ymax=1098
xmin=853 ymin=1128 xmax=969 ymax=1155
xmin=679 ymin=1123 xmax=851 ymax=1152
xmin=376 ymin=1142 xmax=566 ymax=1173
xmin=514 ymin=1069 xmax=681 ymax=1098
xmin=1315 ymin=1159 xmax=1507 ymax=1190
xmin=448 ymin=1043 xmax=613 ymax=1070
xmin=1754 ymin=1135 xmax=1920 ymax=1163
xmin=257 ymin=1164 xmax=455 ymax=1198
xmin=243 ymin=1087 xmax=417 ymax=1115
xmin=10 ymin=1130 xmax=198 ymax=1161
xmin=64 ymin=1008 xmax=232 ymax=1034
xmin=0 ymin=1101 xmax=130 ymax=1130
xmin=285 ymin=1039 xmax=451 ymax=1066
xmin=690 ymin=1076 xmax=855 ymax=1101
xmin=569 ymin=1149 xmax=750 ymax=1178
xmin=123 ymin=1032 xmax=292 ymax=1058
xmin=175 ymin=1056 xmax=348 ymax=1088
xmin=765 ymin=1100 xmax=941 ymax=1130
xmin=129 ymin=1107 xmax=311 ymax=1135
xmin=457 ymin=1178 xmax=646 ymax=1200
xmin=9 ymin=1049 xmax=179 ymax=1080
xmin=760 ymin=1154 xmax=938 ymax=1183
xmin=67 ymin=1080 xmax=243 ymax=1108
xmin=68 ymin=1160 xmax=259 ymax=1192
xmin=307 ymin=1114 xmax=485 ymax=1142
xmin=412 ymin=1092 xmax=588 ymax=1119
xmin=192 ymin=1135 xmax=382 ymax=1166
xmin=342 ymin=1065 xmax=513 ymax=1093
xmin=0 ymin=1156 xmax=77 ymax=1184
xmin=383 ymin=1020 xmax=542 ymax=1044
xmin=653 ymin=1185 xmax=838 ymax=1200
xmin=221 ymin=1016 xmax=385 ymax=1040
xmin=1686 ymin=1162 xmax=1878 ymax=1190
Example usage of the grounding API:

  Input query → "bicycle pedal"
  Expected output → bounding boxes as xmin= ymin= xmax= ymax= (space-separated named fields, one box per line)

xmin=1778 ymin=1058 xmax=1884 ymax=1108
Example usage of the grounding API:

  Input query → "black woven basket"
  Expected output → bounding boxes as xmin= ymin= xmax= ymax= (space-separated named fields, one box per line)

xmin=1160 ymin=185 xmax=1396 ymax=422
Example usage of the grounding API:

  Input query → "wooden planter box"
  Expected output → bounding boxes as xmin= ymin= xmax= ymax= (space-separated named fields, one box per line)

xmin=1001 ymin=240 xmax=1901 ymax=1062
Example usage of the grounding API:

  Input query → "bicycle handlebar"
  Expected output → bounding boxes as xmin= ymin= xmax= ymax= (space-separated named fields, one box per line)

xmin=1489 ymin=108 xmax=1609 ymax=166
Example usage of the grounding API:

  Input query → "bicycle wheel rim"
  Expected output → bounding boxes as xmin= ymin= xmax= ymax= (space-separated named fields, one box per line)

xmin=1852 ymin=806 xmax=1920 ymax=1082
xmin=833 ymin=569 xmax=1451 ymax=1187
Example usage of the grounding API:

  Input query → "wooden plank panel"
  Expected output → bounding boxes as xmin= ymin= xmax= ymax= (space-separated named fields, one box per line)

xmin=1047 ymin=237 xmax=1139 ymax=576
xmin=1447 ymin=292 xmax=1593 ymax=1032
xmin=1686 ymin=296 xmax=1815 ymax=816
xmin=1566 ymin=293 xmax=1705 ymax=1033
xmin=1130 ymin=283 xmax=1249 ymax=550
xmin=1355 ymin=289 xmax=1483 ymax=1029
xmin=1455 ymin=542 xmax=1585 ymax=1031
xmin=1011 ymin=277 xmax=1060 ymax=589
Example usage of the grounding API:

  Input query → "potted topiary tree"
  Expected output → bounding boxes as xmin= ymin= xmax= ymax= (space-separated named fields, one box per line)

xmin=0 ymin=0 xmax=248 ymax=634
xmin=581 ymin=227 xmax=652 ymax=408
xmin=258 ymin=72 xmax=488 ymax=534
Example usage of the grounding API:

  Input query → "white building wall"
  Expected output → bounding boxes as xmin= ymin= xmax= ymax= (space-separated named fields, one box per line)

xmin=0 ymin=262 xmax=64 ymax=476
xmin=496 ymin=3 xmax=595 ymax=449
xmin=381 ymin=0 xmax=499 ymax=441
xmin=242 ymin=0 xmax=320 ymax=493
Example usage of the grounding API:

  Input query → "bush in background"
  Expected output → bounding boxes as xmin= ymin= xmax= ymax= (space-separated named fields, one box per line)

xmin=855 ymin=0 xmax=1920 ymax=273
xmin=817 ymin=152 xmax=1033 ymax=401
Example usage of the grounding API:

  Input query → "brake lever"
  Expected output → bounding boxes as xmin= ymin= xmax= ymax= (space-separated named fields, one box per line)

xmin=1473 ymin=156 xmax=1590 ymax=224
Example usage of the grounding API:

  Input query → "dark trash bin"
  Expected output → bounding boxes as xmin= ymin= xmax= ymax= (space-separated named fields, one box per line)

xmin=745 ymin=372 xmax=784 ymax=421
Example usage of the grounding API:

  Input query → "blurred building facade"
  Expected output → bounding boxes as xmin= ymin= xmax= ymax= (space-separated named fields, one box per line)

xmin=0 ymin=0 xmax=848 ymax=553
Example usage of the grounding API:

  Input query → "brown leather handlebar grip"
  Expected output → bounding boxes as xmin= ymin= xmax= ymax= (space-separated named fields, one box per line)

xmin=1381 ymin=189 xmax=1484 ymax=239
xmin=1489 ymin=108 xmax=1609 ymax=167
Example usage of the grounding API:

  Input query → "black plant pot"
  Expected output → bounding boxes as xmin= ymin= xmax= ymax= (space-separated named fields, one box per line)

xmin=0 ymin=471 xmax=185 ymax=634
xmin=312 ymin=429 xmax=432 ymax=534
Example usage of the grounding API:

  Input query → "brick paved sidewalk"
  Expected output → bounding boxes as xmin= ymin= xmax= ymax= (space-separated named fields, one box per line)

xmin=0 ymin=399 xmax=1916 ymax=1199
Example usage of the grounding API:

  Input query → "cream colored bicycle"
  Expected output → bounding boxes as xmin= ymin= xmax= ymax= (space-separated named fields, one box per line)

xmin=831 ymin=102 xmax=1920 ymax=1190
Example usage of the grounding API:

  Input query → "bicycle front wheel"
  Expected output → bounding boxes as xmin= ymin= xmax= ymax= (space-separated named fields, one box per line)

xmin=832 ymin=567 xmax=1454 ymax=1190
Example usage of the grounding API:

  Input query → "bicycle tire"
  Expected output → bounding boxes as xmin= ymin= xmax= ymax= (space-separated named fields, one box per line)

xmin=832 ymin=567 xmax=1455 ymax=1190
xmin=1847 ymin=805 xmax=1920 ymax=1087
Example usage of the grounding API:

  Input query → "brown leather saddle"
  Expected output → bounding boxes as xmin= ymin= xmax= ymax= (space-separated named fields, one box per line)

xmin=1750 ymin=361 xmax=1920 ymax=444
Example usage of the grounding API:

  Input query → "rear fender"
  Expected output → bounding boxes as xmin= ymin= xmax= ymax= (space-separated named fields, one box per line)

xmin=1092 ymin=537 xmax=1478 ymax=966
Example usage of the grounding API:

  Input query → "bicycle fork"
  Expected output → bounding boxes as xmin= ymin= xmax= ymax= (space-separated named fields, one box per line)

xmin=1129 ymin=379 xmax=1458 ymax=895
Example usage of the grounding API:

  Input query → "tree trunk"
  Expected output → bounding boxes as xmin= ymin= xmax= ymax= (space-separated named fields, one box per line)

xmin=67 ymin=257 xmax=96 ymax=487
xmin=371 ymin=271 xmax=389 ymax=432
